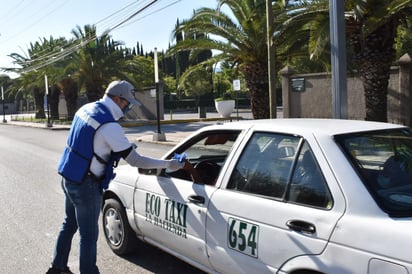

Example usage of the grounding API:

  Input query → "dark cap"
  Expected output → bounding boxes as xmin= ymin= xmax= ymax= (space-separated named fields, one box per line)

xmin=105 ymin=80 xmax=141 ymax=107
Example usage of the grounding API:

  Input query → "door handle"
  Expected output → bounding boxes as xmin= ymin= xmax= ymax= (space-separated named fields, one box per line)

xmin=188 ymin=195 xmax=205 ymax=205
xmin=286 ymin=219 xmax=316 ymax=234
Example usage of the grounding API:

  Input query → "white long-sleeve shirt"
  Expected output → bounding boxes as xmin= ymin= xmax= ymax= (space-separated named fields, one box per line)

xmin=90 ymin=95 xmax=179 ymax=177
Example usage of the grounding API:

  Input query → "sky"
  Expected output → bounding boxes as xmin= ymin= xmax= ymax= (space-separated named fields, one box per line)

xmin=0 ymin=0 xmax=217 ymax=78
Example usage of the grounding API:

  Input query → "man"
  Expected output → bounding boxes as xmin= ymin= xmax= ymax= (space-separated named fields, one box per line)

xmin=46 ymin=80 xmax=184 ymax=274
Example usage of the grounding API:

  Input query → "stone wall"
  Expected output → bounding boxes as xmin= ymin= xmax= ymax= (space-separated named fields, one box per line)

xmin=58 ymin=85 xmax=164 ymax=121
xmin=281 ymin=54 xmax=412 ymax=126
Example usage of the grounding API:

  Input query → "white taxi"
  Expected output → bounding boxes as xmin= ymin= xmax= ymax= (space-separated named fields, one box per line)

xmin=102 ymin=119 xmax=412 ymax=274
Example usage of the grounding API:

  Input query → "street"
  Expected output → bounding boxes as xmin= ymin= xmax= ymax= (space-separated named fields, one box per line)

xmin=0 ymin=125 xmax=203 ymax=274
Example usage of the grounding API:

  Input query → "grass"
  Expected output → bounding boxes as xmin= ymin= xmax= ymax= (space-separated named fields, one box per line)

xmin=11 ymin=115 xmax=72 ymax=125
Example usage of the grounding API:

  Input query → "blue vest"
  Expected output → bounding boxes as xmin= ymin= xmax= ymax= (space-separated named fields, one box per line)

xmin=58 ymin=101 xmax=117 ymax=185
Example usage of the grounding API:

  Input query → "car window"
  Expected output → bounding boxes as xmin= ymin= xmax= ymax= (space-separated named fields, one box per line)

xmin=184 ymin=133 xmax=237 ymax=160
xmin=289 ymin=142 xmax=333 ymax=208
xmin=227 ymin=132 xmax=332 ymax=209
xmin=335 ymin=128 xmax=412 ymax=217
xmin=164 ymin=130 xmax=242 ymax=184
xmin=227 ymin=132 xmax=299 ymax=198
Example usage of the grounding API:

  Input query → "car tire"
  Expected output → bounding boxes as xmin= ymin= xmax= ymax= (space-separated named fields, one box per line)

xmin=102 ymin=198 xmax=138 ymax=255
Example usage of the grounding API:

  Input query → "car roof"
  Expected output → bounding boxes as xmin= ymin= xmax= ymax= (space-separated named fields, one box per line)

xmin=210 ymin=118 xmax=405 ymax=136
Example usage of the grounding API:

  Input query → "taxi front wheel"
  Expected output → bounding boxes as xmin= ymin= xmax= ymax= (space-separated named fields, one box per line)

xmin=102 ymin=198 xmax=138 ymax=255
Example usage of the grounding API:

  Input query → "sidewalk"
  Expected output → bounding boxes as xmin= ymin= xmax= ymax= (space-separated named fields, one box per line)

xmin=125 ymin=122 xmax=215 ymax=145
xmin=2 ymin=109 xmax=257 ymax=146
xmin=124 ymin=109 xmax=255 ymax=145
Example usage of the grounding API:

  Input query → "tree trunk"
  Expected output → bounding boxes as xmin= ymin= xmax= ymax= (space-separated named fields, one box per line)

xmin=59 ymin=78 xmax=78 ymax=120
xmin=49 ymin=85 xmax=60 ymax=120
xmin=350 ymin=20 xmax=397 ymax=122
xmin=33 ymin=86 xmax=45 ymax=119
xmin=240 ymin=62 xmax=270 ymax=119
xmin=359 ymin=60 xmax=391 ymax=122
xmin=86 ymin=82 xmax=103 ymax=102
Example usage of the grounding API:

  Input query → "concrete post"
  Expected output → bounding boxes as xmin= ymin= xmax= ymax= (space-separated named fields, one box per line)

xmin=398 ymin=54 xmax=412 ymax=126
xmin=280 ymin=66 xmax=294 ymax=118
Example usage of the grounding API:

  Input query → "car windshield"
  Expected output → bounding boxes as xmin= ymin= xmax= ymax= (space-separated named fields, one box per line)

xmin=335 ymin=128 xmax=412 ymax=217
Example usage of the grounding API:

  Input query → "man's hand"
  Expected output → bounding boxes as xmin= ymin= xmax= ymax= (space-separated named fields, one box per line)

xmin=167 ymin=159 xmax=185 ymax=171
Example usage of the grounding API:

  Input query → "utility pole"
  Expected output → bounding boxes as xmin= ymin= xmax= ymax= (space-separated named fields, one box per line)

xmin=44 ymin=75 xmax=52 ymax=127
xmin=153 ymin=47 xmax=166 ymax=141
xmin=266 ymin=0 xmax=277 ymax=118
xmin=329 ymin=0 xmax=348 ymax=119
xmin=2 ymin=86 xmax=6 ymax=123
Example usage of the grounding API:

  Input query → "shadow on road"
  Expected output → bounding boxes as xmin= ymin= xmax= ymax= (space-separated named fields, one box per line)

xmin=118 ymin=240 xmax=206 ymax=274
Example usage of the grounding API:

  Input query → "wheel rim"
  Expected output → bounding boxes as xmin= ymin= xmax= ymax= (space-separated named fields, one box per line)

xmin=104 ymin=207 xmax=124 ymax=246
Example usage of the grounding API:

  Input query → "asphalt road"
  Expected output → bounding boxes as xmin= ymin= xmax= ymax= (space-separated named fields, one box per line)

xmin=0 ymin=124 xmax=204 ymax=274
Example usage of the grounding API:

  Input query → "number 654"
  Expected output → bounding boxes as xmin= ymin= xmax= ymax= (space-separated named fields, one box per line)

xmin=228 ymin=218 xmax=259 ymax=258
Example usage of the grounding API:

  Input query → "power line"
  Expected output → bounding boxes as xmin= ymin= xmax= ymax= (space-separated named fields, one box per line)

xmin=0 ymin=0 xmax=68 ymax=44
xmin=16 ymin=0 xmax=185 ymax=74
xmin=0 ymin=0 xmax=28 ymax=26
xmin=19 ymin=0 xmax=159 ymax=73
xmin=119 ymin=0 xmax=182 ymax=29
xmin=103 ymin=0 xmax=159 ymax=33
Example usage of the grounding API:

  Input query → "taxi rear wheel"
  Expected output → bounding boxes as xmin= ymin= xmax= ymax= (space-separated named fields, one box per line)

xmin=102 ymin=198 xmax=138 ymax=255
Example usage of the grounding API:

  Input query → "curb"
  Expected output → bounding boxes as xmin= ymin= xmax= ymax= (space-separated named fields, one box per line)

xmin=2 ymin=117 xmax=244 ymax=146
xmin=1 ymin=120 xmax=70 ymax=130
xmin=3 ymin=116 xmax=243 ymax=130
xmin=119 ymin=116 xmax=243 ymax=127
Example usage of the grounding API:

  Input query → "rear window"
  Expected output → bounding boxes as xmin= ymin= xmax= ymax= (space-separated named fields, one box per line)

xmin=335 ymin=128 xmax=412 ymax=217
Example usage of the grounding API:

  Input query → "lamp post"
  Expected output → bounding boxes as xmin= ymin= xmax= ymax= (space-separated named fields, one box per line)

xmin=44 ymin=75 xmax=52 ymax=127
xmin=1 ymin=86 xmax=6 ymax=123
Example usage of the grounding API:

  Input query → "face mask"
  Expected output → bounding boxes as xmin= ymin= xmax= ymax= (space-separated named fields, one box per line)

xmin=122 ymin=103 xmax=133 ymax=115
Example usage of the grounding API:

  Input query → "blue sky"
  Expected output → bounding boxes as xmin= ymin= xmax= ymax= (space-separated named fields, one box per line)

xmin=0 ymin=0 xmax=216 ymax=78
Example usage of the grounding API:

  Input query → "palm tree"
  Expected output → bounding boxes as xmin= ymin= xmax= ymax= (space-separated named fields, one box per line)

xmin=282 ymin=0 xmax=412 ymax=122
xmin=70 ymin=25 xmax=129 ymax=102
xmin=7 ymin=37 xmax=68 ymax=118
xmin=347 ymin=0 xmax=412 ymax=122
xmin=123 ymin=54 xmax=156 ymax=90
xmin=6 ymin=25 xmax=139 ymax=117
xmin=56 ymin=76 xmax=78 ymax=120
xmin=168 ymin=0 xmax=288 ymax=119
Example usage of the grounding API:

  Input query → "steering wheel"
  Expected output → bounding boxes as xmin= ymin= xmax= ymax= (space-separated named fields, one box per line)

xmin=193 ymin=160 xmax=221 ymax=185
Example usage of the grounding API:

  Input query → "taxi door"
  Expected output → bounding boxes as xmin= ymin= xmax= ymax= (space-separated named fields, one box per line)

xmin=133 ymin=173 xmax=216 ymax=270
xmin=132 ymin=128 xmax=245 ymax=272
xmin=205 ymin=131 xmax=346 ymax=273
